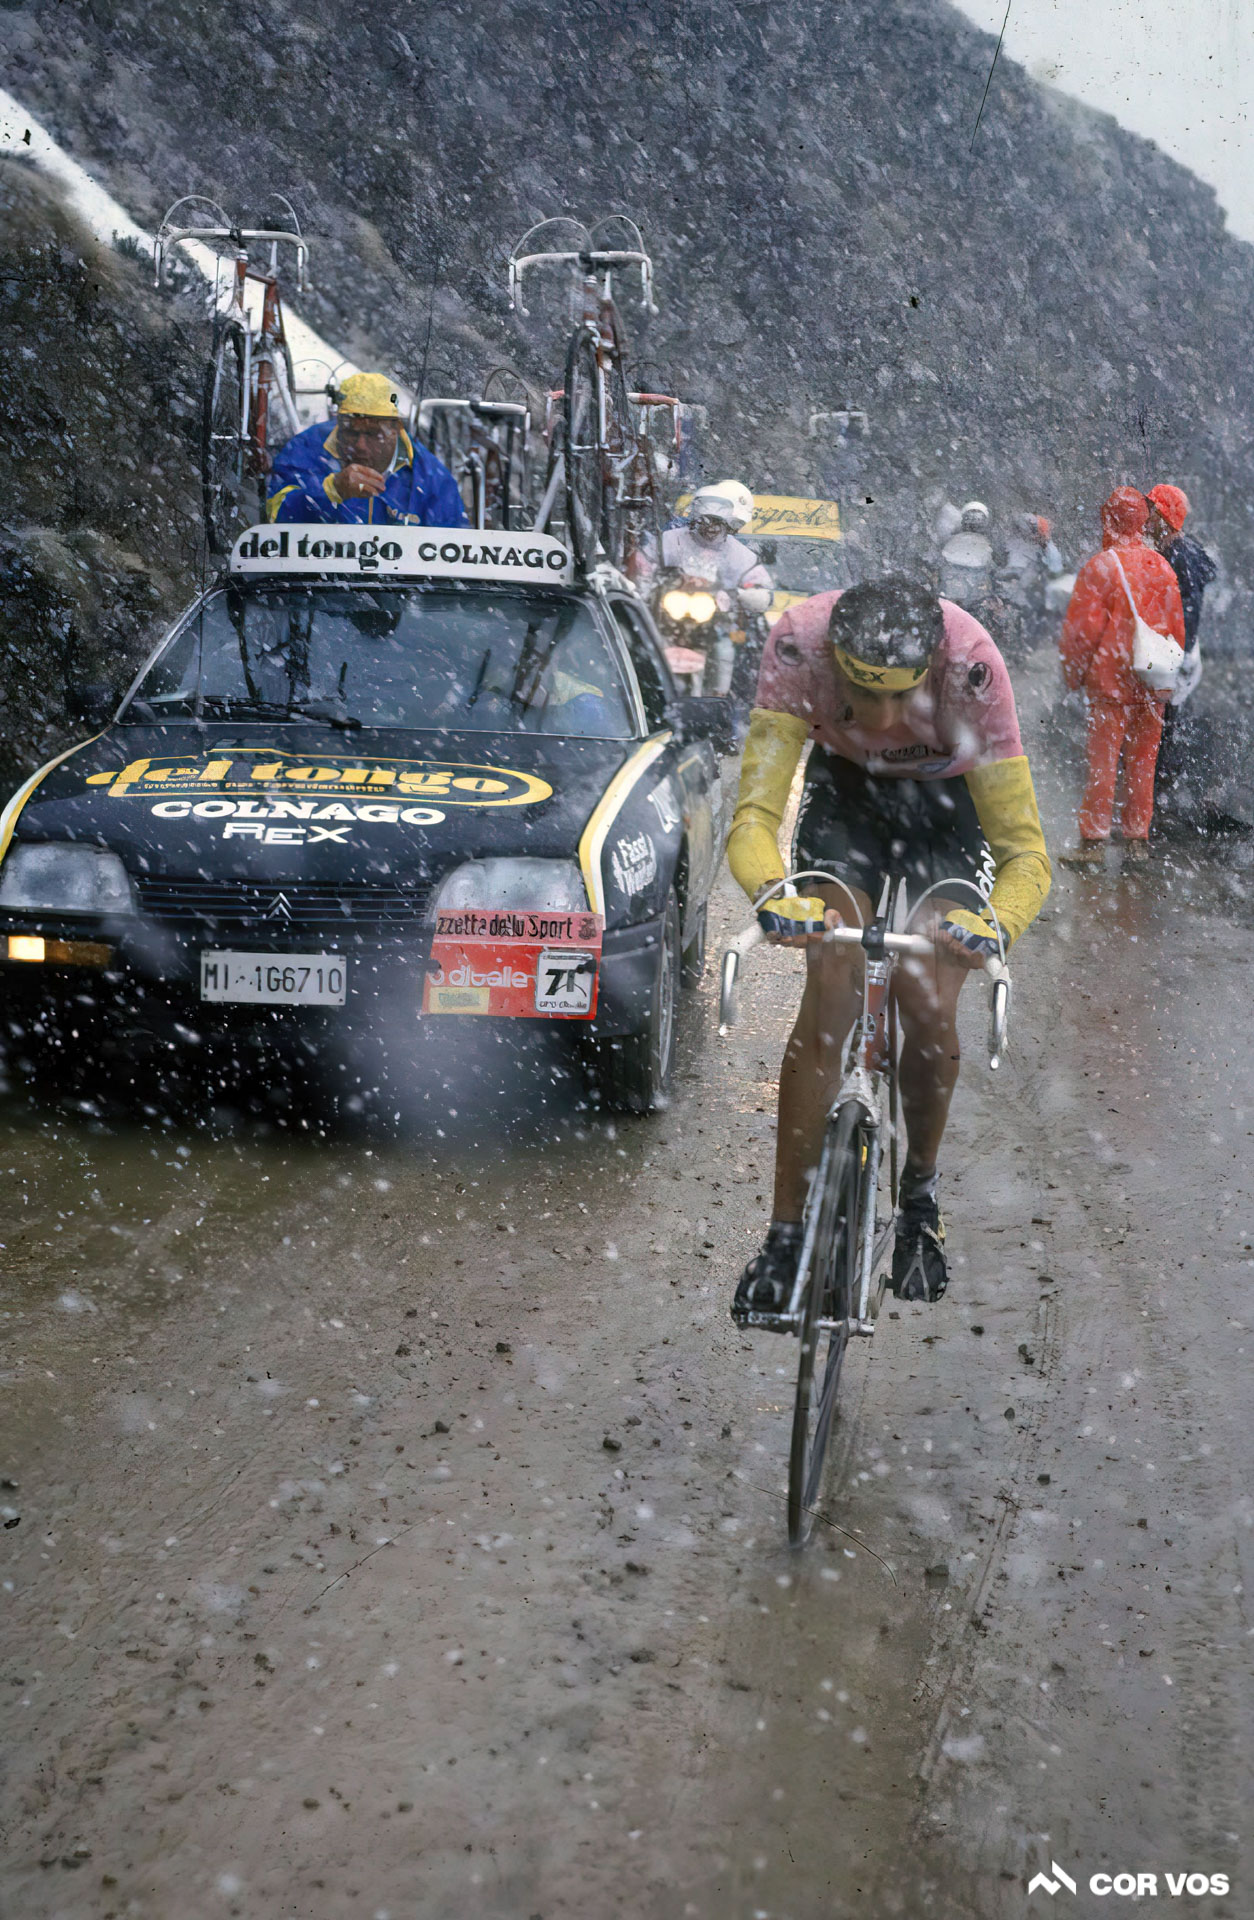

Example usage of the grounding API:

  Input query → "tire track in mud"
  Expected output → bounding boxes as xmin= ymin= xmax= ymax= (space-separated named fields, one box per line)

xmin=1101 ymin=1211 xmax=1249 ymax=1883
xmin=910 ymin=1280 xmax=1066 ymax=1828
xmin=905 ymin=965 xmax=1104 ymax=1846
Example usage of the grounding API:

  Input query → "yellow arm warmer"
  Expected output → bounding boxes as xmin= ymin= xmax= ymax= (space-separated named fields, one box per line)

xmin=726 ymin=708 xmax=809 ymax=901
xmin=948 ymin=755 xmax=1052 ymax=948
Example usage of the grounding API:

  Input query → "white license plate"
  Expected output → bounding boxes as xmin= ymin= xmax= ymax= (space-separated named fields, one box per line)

xmin=534 ymin=948 xmax=596 ymax=1015
xmin=200 ymin=951 xmax=347 ymax=1006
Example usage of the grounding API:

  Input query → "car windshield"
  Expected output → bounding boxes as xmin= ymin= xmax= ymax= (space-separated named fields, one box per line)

xmin=122 ymin=585 xmax=635 ymax=738
xmin=752 ymin=537 xmax=850 ymax=596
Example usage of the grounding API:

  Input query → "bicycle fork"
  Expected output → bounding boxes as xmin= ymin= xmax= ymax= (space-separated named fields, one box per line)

xmin=852 ymin=1122 xmax=882 ymax=1333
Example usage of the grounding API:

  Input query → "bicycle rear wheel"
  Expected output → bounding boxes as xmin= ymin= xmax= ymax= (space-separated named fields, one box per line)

xmin=564 ymin=326 xmax=605 ymax=572
xmin=788 ymin=1100 xmax=864 ymax=1547
xmin=202 ymin=322 xmax=247 ymax=553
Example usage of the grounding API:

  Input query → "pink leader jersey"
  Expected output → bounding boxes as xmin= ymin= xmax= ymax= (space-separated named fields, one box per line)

xmin=755 ymin=592 xmax=1023 ymax=776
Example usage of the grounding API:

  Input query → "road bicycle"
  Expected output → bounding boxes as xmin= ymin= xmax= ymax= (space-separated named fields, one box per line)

xmin=508 ymin=216 xmax=661 ymax=572
xmin=156 ymin=195 xmax=309 ymax=553
xmin=720 ymin=870 xmax=1011 ymax=1547
xmin=417 ymin=367 xmax=539 ymax=531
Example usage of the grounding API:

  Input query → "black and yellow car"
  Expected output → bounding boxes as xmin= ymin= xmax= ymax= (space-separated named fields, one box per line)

xmin=0 ymin=528 xmax=733 ymax=1109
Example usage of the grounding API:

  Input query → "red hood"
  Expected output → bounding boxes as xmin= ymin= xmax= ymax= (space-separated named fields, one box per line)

xmin=1148 ymin=482 xmax=1190 ymax=531
xmin=1100 ymin=486 xmax=1149 ymax=547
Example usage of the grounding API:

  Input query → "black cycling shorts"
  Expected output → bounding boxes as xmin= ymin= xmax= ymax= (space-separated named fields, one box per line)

xmin=793 ymin=746 xmax=993 ymax=909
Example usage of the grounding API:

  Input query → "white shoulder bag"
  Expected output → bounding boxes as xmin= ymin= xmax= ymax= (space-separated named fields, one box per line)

xmin=1110 ymin=551 xmax=1183 ymax=693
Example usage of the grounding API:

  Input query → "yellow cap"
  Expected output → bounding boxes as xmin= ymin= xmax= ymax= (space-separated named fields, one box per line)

xmin=833 ymin=644 xmax=929 ymax=692
xmin=337 ymin=372 xmax=401 ymax=418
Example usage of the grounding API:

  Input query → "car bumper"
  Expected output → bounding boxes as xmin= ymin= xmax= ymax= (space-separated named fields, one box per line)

xmin=0 ymin=911 xmax=663 ymax=1038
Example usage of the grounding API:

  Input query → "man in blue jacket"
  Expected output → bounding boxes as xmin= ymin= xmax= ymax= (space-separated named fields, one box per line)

xmin=266 ymin=372 xmax=467 ymax=527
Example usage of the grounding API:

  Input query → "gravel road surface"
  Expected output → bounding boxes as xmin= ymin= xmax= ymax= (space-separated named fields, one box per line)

xmin=1 ymin=663 xmax=1250 ymax=1919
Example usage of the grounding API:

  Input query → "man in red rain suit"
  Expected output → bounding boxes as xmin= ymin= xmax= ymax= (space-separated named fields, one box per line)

xmin=1058 ymin=487 xmax=1185 ymax=866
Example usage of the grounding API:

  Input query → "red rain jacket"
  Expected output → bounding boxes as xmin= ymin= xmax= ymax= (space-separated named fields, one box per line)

xmin=1060 ymin=488 xmax=1185 ymax=705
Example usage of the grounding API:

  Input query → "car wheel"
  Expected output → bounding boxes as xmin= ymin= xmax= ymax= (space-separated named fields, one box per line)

xmin=680 ymin=899 xmax=708 ymax=987
xmin=590 ymin=890 xmax=680 ymax=1114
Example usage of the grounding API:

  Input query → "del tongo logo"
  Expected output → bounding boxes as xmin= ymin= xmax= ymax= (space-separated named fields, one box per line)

xmin=1028 ymin=1860 xmax=1230 ymax=1898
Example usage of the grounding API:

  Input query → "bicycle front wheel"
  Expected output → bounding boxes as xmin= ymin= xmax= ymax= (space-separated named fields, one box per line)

xmin=564 ymin=327 xmax=605 ymax=572
xmin=788 ymin=1101 xmax=864 ymax=1547
xmin=202 ymin=323 xmax=247 ymax=553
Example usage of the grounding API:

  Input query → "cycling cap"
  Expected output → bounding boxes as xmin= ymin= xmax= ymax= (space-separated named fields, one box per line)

xmin=828 ymin=578 xmax=943 ymax=692
xmin=337 ymin=372 xmax=401 ymax=418
xmin=1147 ymin=483 xmax=1189 ymax=531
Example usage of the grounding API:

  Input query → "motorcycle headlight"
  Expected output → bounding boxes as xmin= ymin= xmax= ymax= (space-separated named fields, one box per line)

xmin=688 ymin=591 xmax=718 ymax=623
xmin=427 ymin=857 xmax=588 ymax=918
xmin=0 ymin=842 xmax=136 ymax=916
xmin=661 ymin=588 xmax=691 ymax=620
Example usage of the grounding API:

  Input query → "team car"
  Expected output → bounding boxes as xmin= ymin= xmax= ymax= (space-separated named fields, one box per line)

xmin=0 ymin=527 xmax=734 ymax=1110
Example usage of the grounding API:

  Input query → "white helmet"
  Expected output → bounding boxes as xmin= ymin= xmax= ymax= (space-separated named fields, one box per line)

xmin=713 ymin=479 xmax=754 ymax=530
xmin=959 ymin=499 xmax=990 ymax=531
xmin=690 ymin=481 xmax=753 ymax=532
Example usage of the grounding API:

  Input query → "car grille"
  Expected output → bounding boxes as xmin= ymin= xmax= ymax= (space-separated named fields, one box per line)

xmin=134 ymin=877 xmax=433 ymax=933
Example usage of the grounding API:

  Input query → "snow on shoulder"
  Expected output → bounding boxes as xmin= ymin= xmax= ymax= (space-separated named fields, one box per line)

xmin=229 ymin=524 xmax=574 ymax=586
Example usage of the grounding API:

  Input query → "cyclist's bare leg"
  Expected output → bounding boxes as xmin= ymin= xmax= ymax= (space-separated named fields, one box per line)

xmin=772 ymin=884 xmax=873 ymax=1222
xmin=892 ymin=897 xmax=970 ymax=1183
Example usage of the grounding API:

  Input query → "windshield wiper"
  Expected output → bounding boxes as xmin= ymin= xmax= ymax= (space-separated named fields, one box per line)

xmin=290 ymin=699 xmax=362 ymax=731
xmin=193 ymin=695 xmax=361 ymax=729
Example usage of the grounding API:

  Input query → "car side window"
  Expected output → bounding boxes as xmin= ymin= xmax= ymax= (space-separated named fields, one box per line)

xmin=609 ymin=599 xmax=673 ymax=732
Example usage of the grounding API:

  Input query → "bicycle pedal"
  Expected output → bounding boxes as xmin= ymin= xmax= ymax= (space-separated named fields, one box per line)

xmin=730 ymin=1307 xmax=798 ymax=1335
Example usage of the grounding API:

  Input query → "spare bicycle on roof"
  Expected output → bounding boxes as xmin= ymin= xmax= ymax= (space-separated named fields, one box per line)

xmin=507 ymin=215 xmax=674 ymax=574
xmin=415 ymin=366 xmax=541 ymax=532
xmin=156 ymin=195 xmax=310 ymax=553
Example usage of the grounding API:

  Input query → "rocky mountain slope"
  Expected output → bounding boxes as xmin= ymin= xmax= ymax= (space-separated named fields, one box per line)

xmin=0 ymin=158 xmax=203 ymax=785
xmin=0 ymin=0 xmax=1250 ymax=769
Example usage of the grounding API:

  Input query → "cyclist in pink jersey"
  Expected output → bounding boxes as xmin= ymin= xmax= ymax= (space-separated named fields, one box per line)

xmin=755 ymin=588 xmax=1025 ymax=775
xmin=726 ymin=577 xmax=1051 ymax=1313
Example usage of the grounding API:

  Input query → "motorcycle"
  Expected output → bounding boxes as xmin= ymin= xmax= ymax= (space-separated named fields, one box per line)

xmin=651 ymin=568 xmax=753 ymax=698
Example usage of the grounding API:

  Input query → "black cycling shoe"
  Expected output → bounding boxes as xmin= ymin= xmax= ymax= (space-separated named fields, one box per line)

xmin=891 ymin=1195 xmax=948 ymax=1303
xmin=731 ymin=1226 xmax=802 ymax=1328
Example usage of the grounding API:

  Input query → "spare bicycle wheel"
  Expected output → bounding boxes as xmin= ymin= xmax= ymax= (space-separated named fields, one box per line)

xmin=201 ymin=322 xmax=248 ymax=553
xmin=425 ymin=410 xmax=472 ymax=522
xmin=564 ymin=326 xmax=605 ymax=573
xmin=603 ymin=307 xmax=645 ymax=569
xmin=788 ymin=1101 xmax=863 ymax=1547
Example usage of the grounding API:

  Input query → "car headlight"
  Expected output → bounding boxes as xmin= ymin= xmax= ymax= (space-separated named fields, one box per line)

xmin=427 ymin=857 xmax=588 ymax=918
xmin=0 ymin=842 xmax=136 ymax=915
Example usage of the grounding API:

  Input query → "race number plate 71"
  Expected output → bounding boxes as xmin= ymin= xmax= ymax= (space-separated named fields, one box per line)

xmin=200 ymin=951 xmax=347 ymax=1006
xmin=534 ymin=948 xmax=596 ymax=1015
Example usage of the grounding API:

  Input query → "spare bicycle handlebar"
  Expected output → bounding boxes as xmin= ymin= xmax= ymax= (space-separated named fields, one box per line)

xmin=154 ymin=224 xmax=309 ymax=292
xmin=718 ymin=920 xmax=1012 ymax=1069
xmin=508 ymin=242 xmax=657 ymax=318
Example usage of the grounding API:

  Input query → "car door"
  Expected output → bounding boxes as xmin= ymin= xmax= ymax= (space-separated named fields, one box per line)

xmin=606 ymin=594 xmax=720 ymax=921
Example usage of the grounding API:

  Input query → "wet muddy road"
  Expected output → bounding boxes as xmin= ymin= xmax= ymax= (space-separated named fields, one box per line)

xmin=1 ymin=675 xmax=1252 ymax=1919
